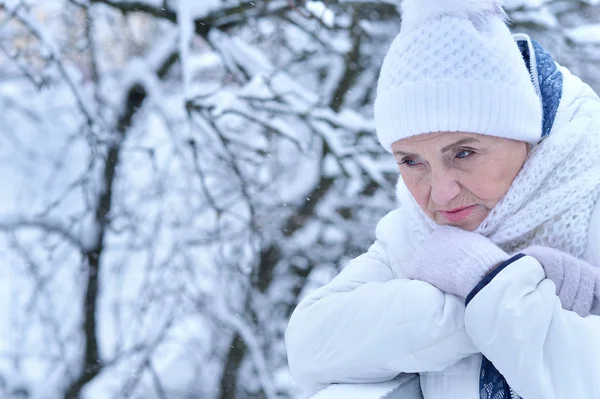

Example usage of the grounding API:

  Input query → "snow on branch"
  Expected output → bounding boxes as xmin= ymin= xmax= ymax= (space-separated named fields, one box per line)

xmin=8 ymin=5 xmax=102 ymax=131
xmin=177 ymin=0 xmax=193 ymax=100
xmin=566 ymin=24 xmax=600 ymax=45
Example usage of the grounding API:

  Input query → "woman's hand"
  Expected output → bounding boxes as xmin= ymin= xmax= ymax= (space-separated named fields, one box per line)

xmin=406 ymin=226 xmax=509 ymax=298
xmin=522 ymin=245 xmax=600 ymax=316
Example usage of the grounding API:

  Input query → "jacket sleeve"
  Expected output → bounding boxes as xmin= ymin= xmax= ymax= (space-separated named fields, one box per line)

xmin=285 ymin=210 xmax=478 ymax=391
xmin=464 ymin=255 xmax=600 ymax=399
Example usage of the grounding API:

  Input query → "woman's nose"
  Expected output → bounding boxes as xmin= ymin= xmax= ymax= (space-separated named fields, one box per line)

xmin=430 ymin=168 xmax=461 ymax=206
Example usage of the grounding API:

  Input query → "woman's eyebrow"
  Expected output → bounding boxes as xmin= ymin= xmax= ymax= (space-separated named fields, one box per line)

xmin=441 ymin=138 xmax=480 ymax=152
xmin=393 ymin=138 xmax=480 ymax=157
xmin=392 ymin=150 xmax=417 ymax=158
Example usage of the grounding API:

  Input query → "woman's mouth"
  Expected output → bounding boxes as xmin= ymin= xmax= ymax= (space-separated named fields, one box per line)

xmin=438 ymin=205 xmax=478 ymax=223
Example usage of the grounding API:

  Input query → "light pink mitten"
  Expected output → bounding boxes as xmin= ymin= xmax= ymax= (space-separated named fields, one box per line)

xmin=409 ymin=226 xmax=509 ymax=298
xmin=522 ymin=246 xmax=600 ymax=317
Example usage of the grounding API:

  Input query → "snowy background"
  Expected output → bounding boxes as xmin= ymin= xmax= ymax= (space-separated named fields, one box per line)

xmin=0 ymin=0 xmax=598 ymax=398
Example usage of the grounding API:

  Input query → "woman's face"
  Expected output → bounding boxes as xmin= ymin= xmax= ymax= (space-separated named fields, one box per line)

xmin=391 ymin=132 xmax=529 ymax=231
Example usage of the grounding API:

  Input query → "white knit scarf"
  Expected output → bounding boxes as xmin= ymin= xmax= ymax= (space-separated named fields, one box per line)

xmin=397 ymin=67 xmax=600 ymax=258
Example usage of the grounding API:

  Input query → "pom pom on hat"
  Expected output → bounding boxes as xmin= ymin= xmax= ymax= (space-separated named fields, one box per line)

xmin=374 ymin=0 xmax=542 ymax=152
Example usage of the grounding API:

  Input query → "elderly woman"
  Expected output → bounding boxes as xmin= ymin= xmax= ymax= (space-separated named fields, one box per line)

xmin=285 ymin=0 xmax=600 ymax=398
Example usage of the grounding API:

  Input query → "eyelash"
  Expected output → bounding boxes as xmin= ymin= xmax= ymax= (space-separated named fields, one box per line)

xmin=397 ymin=159 xmax=419 ymax=167
xmin=397 ymin=149 xmax=475 ymax=167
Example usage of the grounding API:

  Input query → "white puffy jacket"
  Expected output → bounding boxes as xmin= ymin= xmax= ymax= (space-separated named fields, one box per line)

xmin=285 ymin=56 xmax=600 ymax=398
xmin=285 ymin=201 xmax=600 ymax=398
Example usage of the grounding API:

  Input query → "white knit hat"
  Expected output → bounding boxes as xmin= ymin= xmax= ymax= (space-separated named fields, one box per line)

xmin=374 ymin=0 xmax=543 ymax=152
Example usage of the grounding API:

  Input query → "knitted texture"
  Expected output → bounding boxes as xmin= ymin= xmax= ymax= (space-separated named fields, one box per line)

xmin=522 ymin=246 xmax=600 ymax=317
xmin=480 ymin=356 xmax=512 ymax=399
xmin=408 ymin=226 xmax=509 ymax=298
xmin=374 ymin=2 xmax=542 ymax=151
xmin=397 ymin=64 xmax=600 ymax=262
xmin=477 ymin=116 xmax=600 ymax=257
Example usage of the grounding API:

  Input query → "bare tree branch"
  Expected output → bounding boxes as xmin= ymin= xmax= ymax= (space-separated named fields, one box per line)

xmin=0 ymin=218 xmax=85 ymax=251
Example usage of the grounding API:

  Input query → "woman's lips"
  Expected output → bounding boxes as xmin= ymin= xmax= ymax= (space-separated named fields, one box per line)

xmin=438 ymin=205 xmax=477 ymax=223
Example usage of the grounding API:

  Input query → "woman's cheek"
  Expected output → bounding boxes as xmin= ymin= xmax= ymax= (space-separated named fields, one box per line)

xmin=464 ymin=177 xmax=507 ymax=207
xmin=402 ymin=174 xmax=430 ymax=210
xmin=465 ymin=154 xmax=520 ymax=202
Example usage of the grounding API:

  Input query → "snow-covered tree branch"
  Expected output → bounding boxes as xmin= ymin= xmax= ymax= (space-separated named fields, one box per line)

xmin=0 ymin=1 xmax=597 ymax=398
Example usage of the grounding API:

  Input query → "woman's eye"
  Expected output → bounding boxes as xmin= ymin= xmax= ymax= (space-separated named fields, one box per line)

xmin=455 ymin=150 xmax=473 ymax=159
xmin=398 ymin=158 xmax=419 ymax=167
